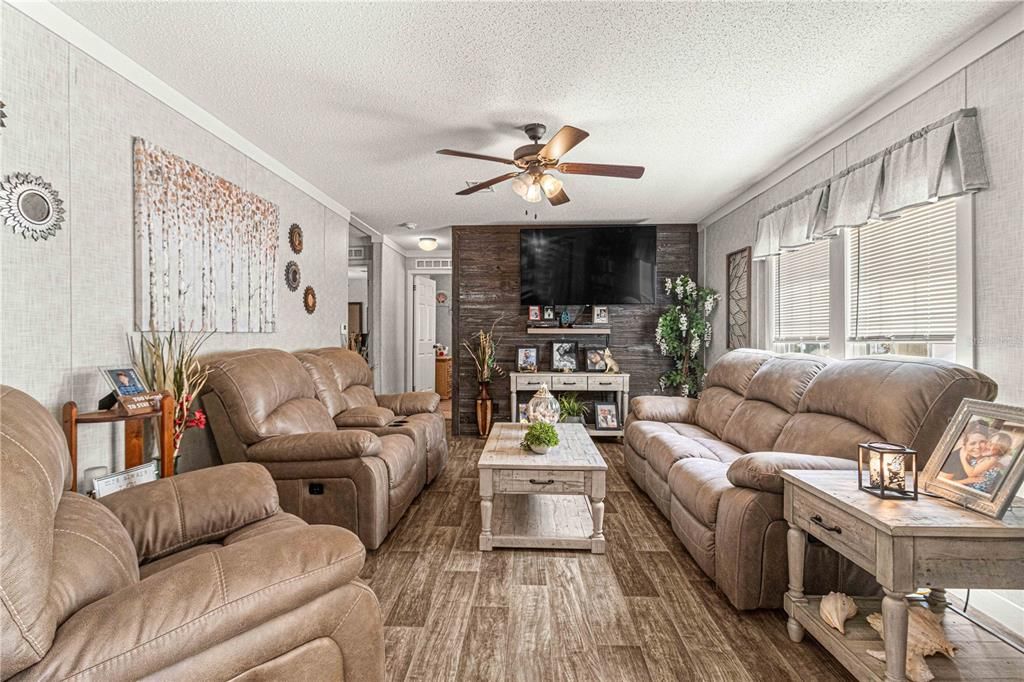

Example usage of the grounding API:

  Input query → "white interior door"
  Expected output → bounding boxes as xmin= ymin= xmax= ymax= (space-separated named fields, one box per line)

xmin=413 ymin=275 xmax=436 ymax=392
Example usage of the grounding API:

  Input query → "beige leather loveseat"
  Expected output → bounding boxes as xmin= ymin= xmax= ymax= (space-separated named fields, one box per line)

xmin=0 ymin=386 xmax=384 ymax=681
xmin=626 ymin=349 xmax=996 ymax=610
xmin=203 ymin=348 xmax=442 ymax=550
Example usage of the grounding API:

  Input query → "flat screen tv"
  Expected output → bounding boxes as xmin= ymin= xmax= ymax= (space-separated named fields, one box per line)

xmin=520 ymin=226 xmax=657 ymax=305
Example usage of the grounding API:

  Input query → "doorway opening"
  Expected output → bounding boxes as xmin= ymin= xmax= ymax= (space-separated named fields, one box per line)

xmin=348 ymin=227 xmax=373 ymax=366
xmin=407 ymin=270 xmax=453 ymax=414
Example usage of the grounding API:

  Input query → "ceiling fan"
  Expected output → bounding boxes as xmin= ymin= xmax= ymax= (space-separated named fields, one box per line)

xmin=437 ymin=123 xmax=645 ymax=206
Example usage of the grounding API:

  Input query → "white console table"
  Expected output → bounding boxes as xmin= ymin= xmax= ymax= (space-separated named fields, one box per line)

xmin=510 ymin=372 xmax=630 ymax=437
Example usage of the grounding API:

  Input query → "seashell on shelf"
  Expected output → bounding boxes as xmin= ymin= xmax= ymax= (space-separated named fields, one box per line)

xmin=865 ymin=604 xmax=956 ymax=682
xmin=819 ymin=592 xmax=858 ymax=634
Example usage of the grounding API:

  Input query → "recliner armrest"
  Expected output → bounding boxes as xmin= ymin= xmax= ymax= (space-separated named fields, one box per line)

xmin=246 ymin=430 xmax=382 ymax=463
xmin=99 ymin=462 xmax=279 ymax=563
xmin=629 ymin=395 xmax=699 ymax=424
xmin=727 ymin=452 xmax=858 ymax=494
xmin=376 ymin=391 xmax=441 ymax=416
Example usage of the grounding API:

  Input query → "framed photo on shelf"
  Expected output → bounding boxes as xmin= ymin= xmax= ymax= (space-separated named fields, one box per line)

xmin=594 ymin=402 xmax=620 ymax=431
xmin=593 ymin=305 xmax=609 ymax=324
xmin=517 ymin=403 xmax=530 ymax=423
xmin=516 ymin=346 xmax=539 ymax=373
xmin=921 ymin=399 xmax=1024 ymax=519
xmin=551 ymin=341 xmax=578 ymax=372
xmin=528 ymin=306 xmax=542 ymax=322
xmin=543 ymin=305 xmax=556 ymax=321
xmin=584 ymin=348 xmax=607 ymax=372
xmin=100 ymin=367 xmax=148 ymax=397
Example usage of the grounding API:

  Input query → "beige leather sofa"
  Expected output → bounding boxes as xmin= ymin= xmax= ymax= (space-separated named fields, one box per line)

xmin=202 ymin=349 xmax=424 ymax=550
xmin=626 ymin=349 xmax=996 ymax=610
xmin=296 ymin=348 xmax=448 ymax=483
xmin=0 ymin=385 xmax=384 ymax=681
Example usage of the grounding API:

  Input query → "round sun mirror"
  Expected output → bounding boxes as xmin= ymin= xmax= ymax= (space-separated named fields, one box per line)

xmin=1 ymin=173 xmax=66 ymax=241
xmin=18 ymin=189 xmax=53 ymax=224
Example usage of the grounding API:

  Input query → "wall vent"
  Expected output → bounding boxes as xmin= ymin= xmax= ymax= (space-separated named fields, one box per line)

xmin=414 ymin=258 xmax=452 ymax=270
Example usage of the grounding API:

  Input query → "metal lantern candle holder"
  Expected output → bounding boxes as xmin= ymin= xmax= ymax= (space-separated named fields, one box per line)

xmin=857 ymin=442 xmax=918 ymax=500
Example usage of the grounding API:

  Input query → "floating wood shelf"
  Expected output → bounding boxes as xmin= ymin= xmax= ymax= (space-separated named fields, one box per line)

xmin=526 ymin=327 xmax=611 ymax=336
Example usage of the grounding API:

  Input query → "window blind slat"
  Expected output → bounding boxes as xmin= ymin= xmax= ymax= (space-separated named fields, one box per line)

xmin=774 ymin=238 xmax=830 ymax=342
xmin=848 ymin=200 xmax=957 ymax=342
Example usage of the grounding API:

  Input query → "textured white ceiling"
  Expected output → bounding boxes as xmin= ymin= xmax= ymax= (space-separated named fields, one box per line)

xmin=56 ymin=1 xmax=1012 ymax=251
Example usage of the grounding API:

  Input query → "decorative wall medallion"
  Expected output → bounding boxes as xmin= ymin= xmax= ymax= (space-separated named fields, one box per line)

xmin=436 ymin=291 xmax=449 ymax=305
xmin=1 ymin=172 xmax=66 ymax=241
xmin=726 ymin=246 xmax=751 ymax=349
xmin=285 ymin=260 xmax=301 ymax=291
xmin=289 ymin=223 xmax=303 ymax=254
xmin=303 ymin=286 xmax=317 ymax=314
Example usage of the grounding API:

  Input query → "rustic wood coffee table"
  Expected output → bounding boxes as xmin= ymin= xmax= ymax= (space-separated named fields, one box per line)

xmin=478 ymin=423 xmax=607 ymax=554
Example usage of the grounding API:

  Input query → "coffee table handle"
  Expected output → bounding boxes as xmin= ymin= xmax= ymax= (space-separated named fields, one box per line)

xmin=529 ymin=478 xmax=555 ymax=485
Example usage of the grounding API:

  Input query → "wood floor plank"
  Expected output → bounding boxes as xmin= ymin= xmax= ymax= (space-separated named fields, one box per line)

xmin=366 ymin=431 xmax=853 ymax=682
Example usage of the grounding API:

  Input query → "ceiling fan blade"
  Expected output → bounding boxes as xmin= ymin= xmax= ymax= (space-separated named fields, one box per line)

xmin=556 ymin=162 xmax=645 ymax=179
xmin=436 ymin=149 xmax=515 ymax=165
xmin=539 ymin=126 xmax=589 ymax=160
xmin=547 ymin=187 xmax=570 ymax=206
xmin=455 ymin=172 xmax=520 ymax=195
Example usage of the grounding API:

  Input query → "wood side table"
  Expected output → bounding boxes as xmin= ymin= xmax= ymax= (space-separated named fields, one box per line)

xmin=478 ymin=423 xmax=607 ymax=554
xmin=782 ymin=470 xmax=1024 ymax=682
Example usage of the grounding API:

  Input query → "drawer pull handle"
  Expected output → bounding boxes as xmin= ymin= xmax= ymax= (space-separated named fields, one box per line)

xmin=598 ymin=382 xmax=612 ymax=386
xmin=810 ymin=514 xmax=842 ymax=534
xmin=529 ymin=479 xmax=555 ymax=485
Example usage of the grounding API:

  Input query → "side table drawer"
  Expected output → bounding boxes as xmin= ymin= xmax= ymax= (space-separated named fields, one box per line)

xmin=552 ymin=376 xmax=586 ymax=390
xmin=792 ymin=488 xmax=876 ymax=571
xmin=494 ymin=469 xmax=585 ymax=494
xmin=588 ymin=375 xmax=624 ymax=391
xmin=516 ymin=374 xmax=552 ymax=390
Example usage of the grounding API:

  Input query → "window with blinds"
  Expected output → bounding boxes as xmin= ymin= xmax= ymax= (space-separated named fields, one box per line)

xmin=848 ymin=199 xmax=957 ymax=342
xmin=773 ymin=238 xmax=830 ymax=343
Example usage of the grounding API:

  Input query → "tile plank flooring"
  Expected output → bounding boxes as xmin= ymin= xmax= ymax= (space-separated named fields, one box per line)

xmin=361 ymin=433 xmax=853 ymax=682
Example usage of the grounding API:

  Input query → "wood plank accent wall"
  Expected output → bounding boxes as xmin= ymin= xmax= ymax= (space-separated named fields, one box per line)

xmin=452 ymin=224 xmax=699 ymax=435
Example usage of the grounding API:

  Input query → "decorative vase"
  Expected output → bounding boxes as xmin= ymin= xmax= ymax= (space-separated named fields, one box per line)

xmin=529 ymin=444 xmax=551 ymax=455
xmin=527 ymin=384 xmax=560 ymax=424
xmin=476 ymin=382 xmax=493 ymax=437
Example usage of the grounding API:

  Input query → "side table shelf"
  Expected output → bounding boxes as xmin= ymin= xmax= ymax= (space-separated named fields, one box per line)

xmin=62 ymin=393 xmax=175 ymax=492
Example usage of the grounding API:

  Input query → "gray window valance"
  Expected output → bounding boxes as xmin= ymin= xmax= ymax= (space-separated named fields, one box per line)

xmin=753 ymin=108 xmax=988 ymax=260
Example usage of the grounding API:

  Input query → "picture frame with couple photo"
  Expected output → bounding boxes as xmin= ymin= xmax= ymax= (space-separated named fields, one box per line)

xmin=922 ymin=399 xmax=1024 ymax=519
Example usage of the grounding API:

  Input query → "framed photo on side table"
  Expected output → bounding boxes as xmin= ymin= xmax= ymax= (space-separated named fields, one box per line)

xmin=921 ymin=399 xmax=1024 ymax=519
xmin=594 ymin=402 xmax=620 ymax=431
xmin=551 ymin=341 xmax=578 ymax=372
xmin=516 ymin=346 xmax=539 ymax=373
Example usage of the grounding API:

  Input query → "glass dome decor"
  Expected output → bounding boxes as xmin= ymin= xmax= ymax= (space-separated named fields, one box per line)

xmin=526 ymin=384 xmax=560 ymax=424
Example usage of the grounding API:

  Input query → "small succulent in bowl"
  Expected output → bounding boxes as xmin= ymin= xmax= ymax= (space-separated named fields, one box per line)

xmin=521 ymin=421 xmax=559 ymax=455
xmin=558 ymin=392 xmax=590 ymax=425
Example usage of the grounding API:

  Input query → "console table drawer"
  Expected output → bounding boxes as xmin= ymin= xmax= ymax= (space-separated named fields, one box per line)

xmin=494 ymin=469 xmax=586 ymax=494
xmin=792 ymin=488 xmax=876 ymax=571
xmin=552 ymin=376 xmax=587 ymax=390
xmin=587 ymin=375 xmax=624 ymax=391
xmin=515 ymin=375 xmax=553 ymax=390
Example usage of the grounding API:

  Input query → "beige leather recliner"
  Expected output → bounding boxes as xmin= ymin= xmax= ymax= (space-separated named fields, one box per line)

xmin=296 ymin=348 xmax=448 ymax=482
xmin=202 ymin=348 xmax=423 ymax=550
xmin=0 ymin=385 xmax=384 ymax=681
xmin=626 ymin=349 xmax=997 ymax=610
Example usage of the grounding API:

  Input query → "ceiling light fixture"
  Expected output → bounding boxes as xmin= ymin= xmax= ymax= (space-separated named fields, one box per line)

xmin=399 ymin=222 xmax=418 ymax=230
xmin=418 ymin=237 xmax=438 ymax=251
xmin=538 ymin=173 xmax=563 ymax=198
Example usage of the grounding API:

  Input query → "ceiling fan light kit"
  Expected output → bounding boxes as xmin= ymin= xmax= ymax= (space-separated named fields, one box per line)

xmin=437 ymin=123 xmax=645 ymax=207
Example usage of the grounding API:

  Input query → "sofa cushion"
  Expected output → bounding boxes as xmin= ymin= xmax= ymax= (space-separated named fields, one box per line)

xmin=376 ymin=434 xmax=422 ymax=490
xmin=694 ymin=349 xmax=773 ymax=437
xmin=629 ymin=396 xmax=699 ymax=424
xmin=668 ymin=459 xmax=733 ymax=527
xmin=625 ymin=420 xmax=714 ymax=459
xmin=745 ymin=355 xmax=831 ymax=414
xmin=727 ymin=451 xmax=859 ymax=494
xmin=646 ymin=433 xmax=744 ymax=480
xmin=721 ymin=400 xmax=792 ymax=454
xmin=334 ymin=406 xmax=396 ymax=428
xmin=693 ymin=387 xmax=745 ymax=438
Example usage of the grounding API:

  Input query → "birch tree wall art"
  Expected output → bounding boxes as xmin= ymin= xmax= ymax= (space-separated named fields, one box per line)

xmin=133 ymin=138 xmax=279 ymax=332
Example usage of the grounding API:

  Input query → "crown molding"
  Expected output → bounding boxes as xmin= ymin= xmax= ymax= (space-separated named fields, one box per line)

xmin=7 ymin=0 xmax=356 ymax=227
xmin=700 ymin=3 xmax=1024 ymax=227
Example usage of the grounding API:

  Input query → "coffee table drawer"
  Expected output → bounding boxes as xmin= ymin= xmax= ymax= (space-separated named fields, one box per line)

xmin=588 ymin=375 xmax=624 ymax=391
xmin=552 ymin=376 xmax=586 ymax=390
xmin=792 ymin=488 xmax=876 ymax=571
xmin=494 ymin=469 xmax=586 ymax=494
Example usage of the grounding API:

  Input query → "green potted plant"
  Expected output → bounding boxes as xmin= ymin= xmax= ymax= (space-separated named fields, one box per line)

xmin=656 ymin=274 xmax=719 ymax=397
xmin=558 ymin=392 xmax=590 ymax=425
xmin=521 ymin=421 xmax=559 ymax=455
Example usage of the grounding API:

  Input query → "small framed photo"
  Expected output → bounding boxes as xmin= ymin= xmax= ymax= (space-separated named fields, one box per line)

xmin=921 ymin=399 xmax=1024 ymax=519
xmin=594 ymin=402 xmax=620 ymax=431
xmin=516 ymin=346 xmax=539 ymax=373
xmin=100 ymin=367 xmax=149 ymax=397
xmin=593 ymin=305 xmax=609 ymax=324
xmin=585 ymin=348 xmax=607 ymax=372
xmin=517 ymin=403 xmax=530 ymax=423
xmin=528 ymin=306 xmax=542 ymax=322
xmin=551 ymin=341 xmax=577 ymax=372
xmin=543 ymin=306 xmax=556 ymax=321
